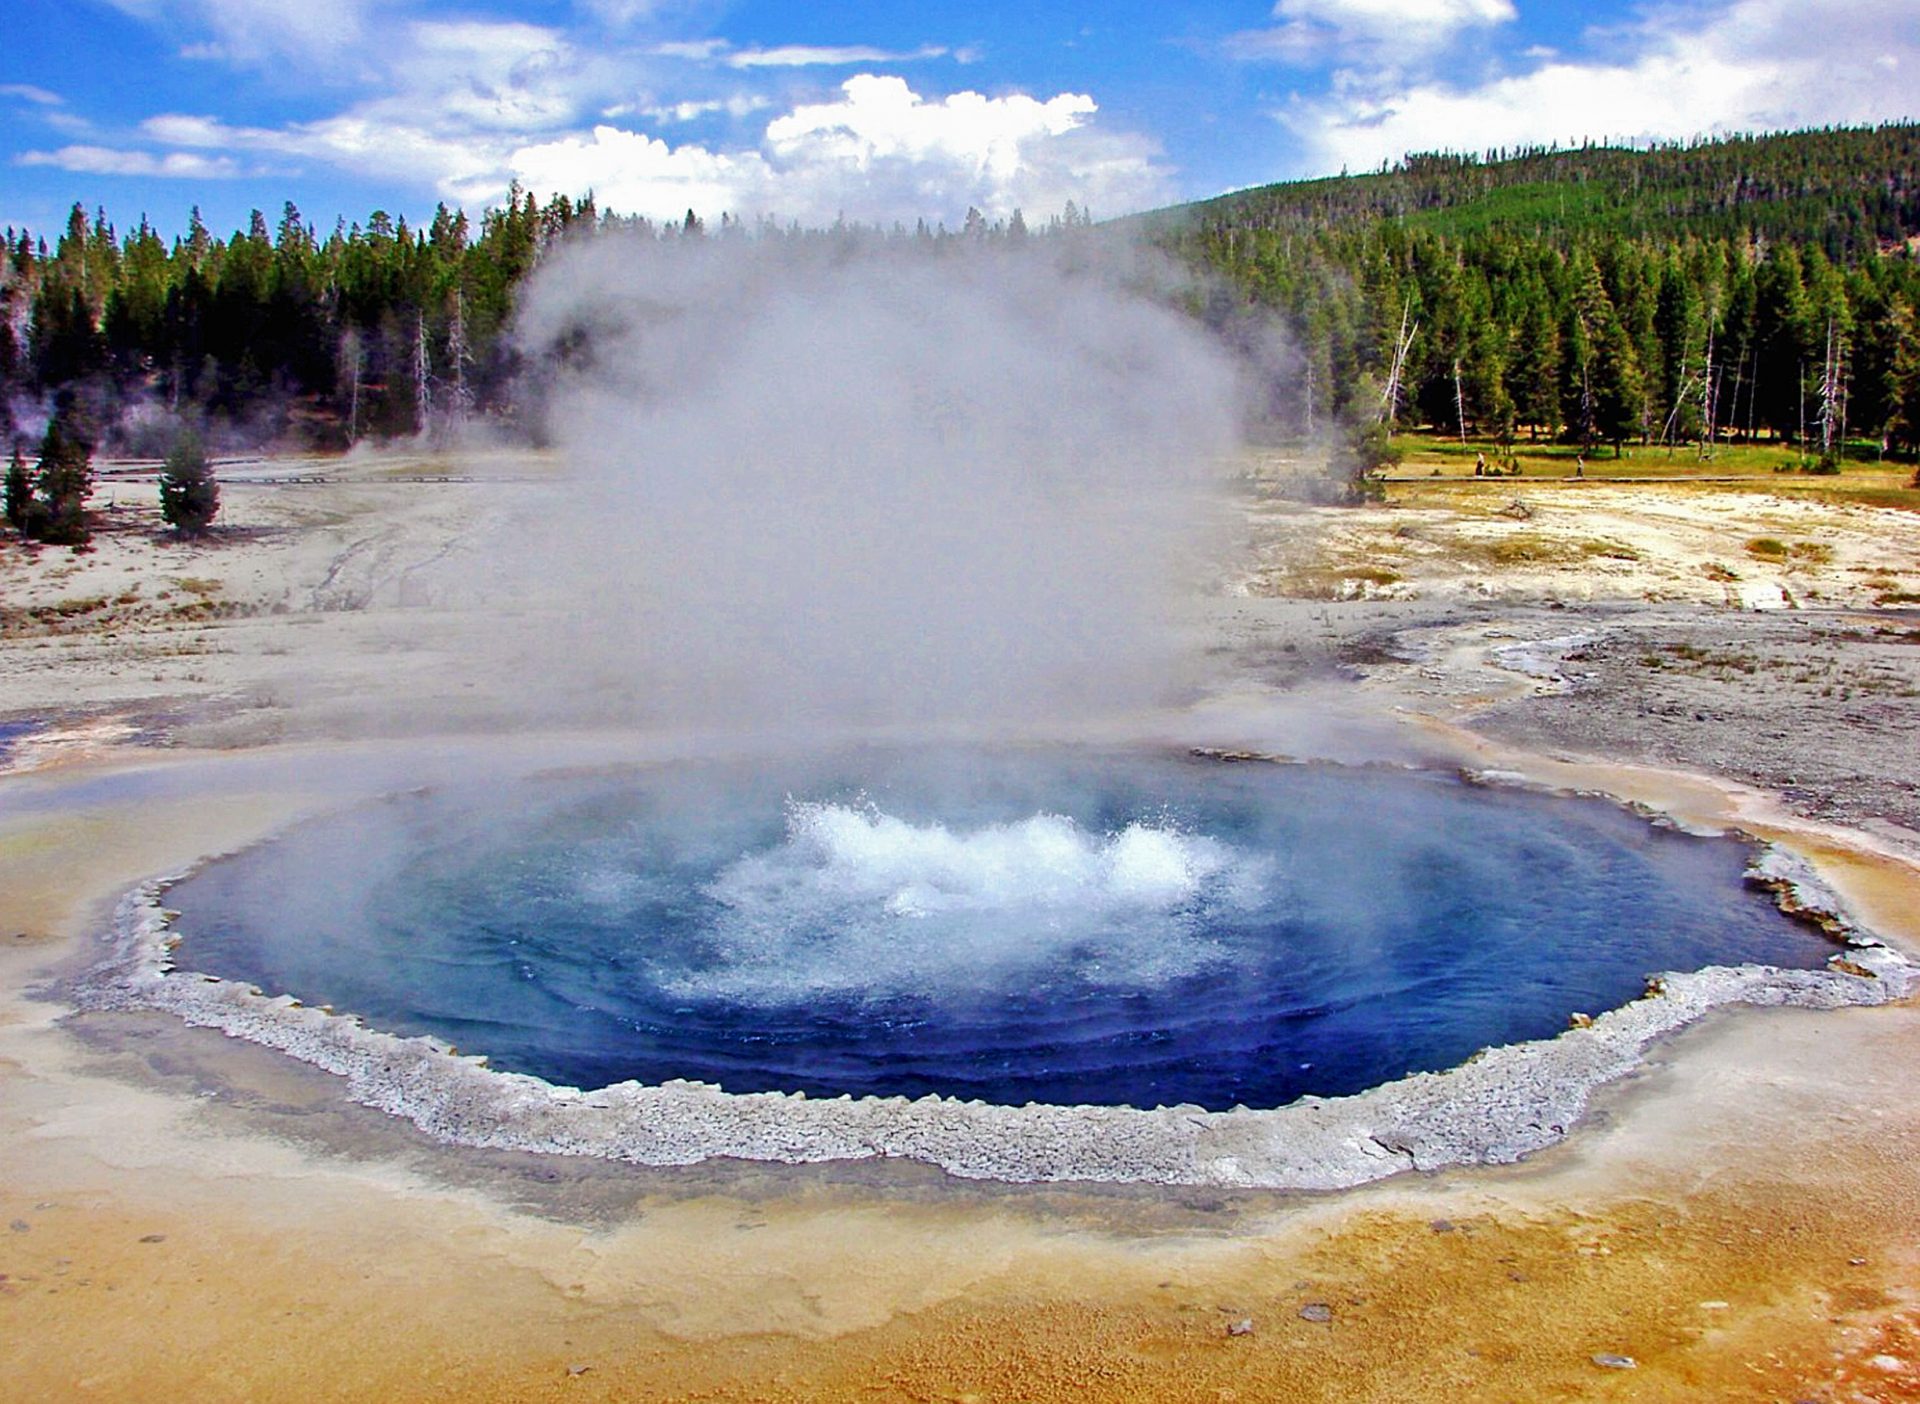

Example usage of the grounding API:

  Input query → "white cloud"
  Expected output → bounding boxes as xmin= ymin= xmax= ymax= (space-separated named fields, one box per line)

xmin=0 ymin=84 xmax=63 ymax=106
xmin=139 ymin=16 xmax=621 ymax=201
xmin=145 ymin=111 xmax=510 ymax=203
xmin=18 ymin=144 xmax=241 ymax=178
xmin=1286 ymin=0 xmax=1920 ymax=174
xmin=639 ymin=95 xmax=773 ymax=123
xmin=392 ymin=19 xmax=582 ymax=133
xmin=1231 ymin=0 xmax=1514 ymax=62
xmin=511 ymin=127 xmax=762 ymax=217
xmin=108 ymin=0 xmax=381 ymax=67
xmin=106 ymin=5 xmax=1167 ymax=225
xmin=576 ymin=0 xmax=664 ymax=30
xmin=766 ymin=75 xmax=1095 ymax=181
xmin=727 ymin=44 xmax=950 ymax=69
xmin=651 ymin=39 xmax=731 ymax=61
xmin=648 ymin=38 xmax=953 ymax=69
xmin=763 ymin=74 xmax=1167 ymax=222
xmin=510 ymin=75 xmax=1170 ymax=225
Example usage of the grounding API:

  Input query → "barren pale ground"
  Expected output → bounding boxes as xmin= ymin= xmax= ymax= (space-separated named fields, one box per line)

xmin=3 ymin=452 xmax=1919 ymax=1402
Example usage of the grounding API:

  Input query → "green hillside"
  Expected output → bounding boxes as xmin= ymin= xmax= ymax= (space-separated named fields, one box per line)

xmin=1149 ymin=125 xmax=1920 ymax=253
xmin=1144 ymin=125 xmax=1920 ymax=465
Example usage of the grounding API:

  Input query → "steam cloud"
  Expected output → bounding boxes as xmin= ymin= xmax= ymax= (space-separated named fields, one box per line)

xmin=496 ymin=235 xmax=1248 ymax=737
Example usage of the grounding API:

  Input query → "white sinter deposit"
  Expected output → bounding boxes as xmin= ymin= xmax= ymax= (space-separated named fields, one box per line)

xmin=74 ymin=820 xmax=1914 ymax=1190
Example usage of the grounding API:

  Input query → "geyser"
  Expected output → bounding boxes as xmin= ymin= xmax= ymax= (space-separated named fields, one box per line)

xmin=161 ymin=749 xmax=1840 ymax=1113
xmin=472 ymin=235 xmax=1246 ymax=735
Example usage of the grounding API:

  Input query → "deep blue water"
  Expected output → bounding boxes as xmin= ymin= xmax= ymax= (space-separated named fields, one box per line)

xmin=166 ymin=750 xmax=1832 ymax=1111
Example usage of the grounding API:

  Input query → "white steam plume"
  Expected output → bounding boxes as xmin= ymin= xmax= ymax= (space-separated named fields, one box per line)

xmin=495 ymin=235 xmax=1247 ymax=737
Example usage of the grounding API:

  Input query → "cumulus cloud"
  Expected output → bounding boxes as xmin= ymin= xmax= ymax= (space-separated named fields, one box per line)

xmin=510 ymin=75 xmax=1170 ymax=225
xmin=1285 ymin=0 xmax=1920 ymax=174
xmin=766 ymin=76 xmax=1096 ymax=185
xmin=1230 ymin=0 xmax=1515 ymax=62
xmin=510 ymin=127 xmax=759 ymax=218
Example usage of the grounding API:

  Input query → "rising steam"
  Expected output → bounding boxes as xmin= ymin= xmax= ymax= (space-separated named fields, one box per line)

xmin=491 ymin=234 xmax=1248 ymax=736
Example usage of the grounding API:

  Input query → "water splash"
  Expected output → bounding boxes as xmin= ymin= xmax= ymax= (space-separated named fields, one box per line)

xmin=677 ymin=801 xmax=1274 ymax=1003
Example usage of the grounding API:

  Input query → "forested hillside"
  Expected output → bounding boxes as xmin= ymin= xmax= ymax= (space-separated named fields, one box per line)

xmin=0 ymin=192 xmax=1073 ymax=456
xmin=2 ymin=123 xmax=1918 ymax=463
xmin=0 ymin=188 xmax=594 ymax=454
xmin=1150 ymin=124 xmax=1920 ymax=460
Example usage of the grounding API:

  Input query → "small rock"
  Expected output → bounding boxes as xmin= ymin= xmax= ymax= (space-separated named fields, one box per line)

xmin=1430 ymin=1219 xmax=1456 ymax=1234
xmin=1299 ymin=1303 xmax=1333 ymax=1323
xmin=1226 ymin=1318 xmax=1254 ymax=1338
xmin=566 ymin=1363 xmax=593 ymax=1377
xmin=138 ymin=1234 xmax=166 ymax=1244
xmin=1868 ymin=1355 xmax=1907 ymax=1374
xmin=8 ymin=1221 xmax=27 ymax=1234
xmin=1698 ymin=1300 xmax=1729 ymax=1311
xmin=1849 ymin=1256 xmax=1868 ymax=1266
xmin=1591 ymin=1353 xmax=1637 ymax=1370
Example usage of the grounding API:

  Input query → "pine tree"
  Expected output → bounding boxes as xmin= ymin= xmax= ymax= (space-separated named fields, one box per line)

xmin=1568 ymin=258 xmax=1643 ymax=455
xmin=1510 ymin=277 xmax=1562 ymax=439
xmin=33 ymin=401 xmax=93 ymax=545
xmin=159 ymin=426 xmax=219 ymax=533
xmin=1885 ymin=299 xmax=1920 ymax=460
xmin=3 ymin=445 xmax=32 ymax=531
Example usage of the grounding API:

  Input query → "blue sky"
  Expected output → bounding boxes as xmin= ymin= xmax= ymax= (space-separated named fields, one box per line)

xmin=2 ymin=0 xmax=1916 ymax=239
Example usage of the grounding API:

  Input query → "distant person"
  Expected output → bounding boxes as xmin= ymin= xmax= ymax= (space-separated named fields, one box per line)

xmin=1474 ymin=452 xmax=1487 ymax=477
xmin=1574 ymin=455 xmax=1585 ymax=478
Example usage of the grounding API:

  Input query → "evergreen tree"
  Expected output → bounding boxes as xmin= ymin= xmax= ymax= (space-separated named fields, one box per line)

xmin=3 ymin=445 xmax=32 ymax=532
xmin=1752 ymin=245 xmax=1814 ymax=440
xmin=32 ymin=401 xmax=93 ymax=545
xmin=1510 ymin=276 xmax=1562 ymax=438
xmin=1568 ymin=257 xmax=1644 ymax=455
xmin=159 ymin=426 xmax=219 ymax=533
xmin=1886 ymin=299 xmax=1920 ymax=459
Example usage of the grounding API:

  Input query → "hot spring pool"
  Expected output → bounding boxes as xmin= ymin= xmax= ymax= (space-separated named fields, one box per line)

xmin=160 ymin=749 xmax=1838 ymax=1114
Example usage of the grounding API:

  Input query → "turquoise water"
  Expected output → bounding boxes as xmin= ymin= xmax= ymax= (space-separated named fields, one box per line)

xmin=166 ymin=750 xmax=1832 ymax=1111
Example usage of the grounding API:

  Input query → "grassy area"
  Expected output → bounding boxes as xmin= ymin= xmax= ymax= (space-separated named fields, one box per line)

xmin=1378 ymin=430 xmax=1920 ymax=509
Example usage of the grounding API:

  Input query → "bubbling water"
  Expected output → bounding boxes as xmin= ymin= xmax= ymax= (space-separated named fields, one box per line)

xmin=164 ymin=750 xmax=1839 ymax=1110
xmin=687 ymin=801 xmax=1273 ymax=1002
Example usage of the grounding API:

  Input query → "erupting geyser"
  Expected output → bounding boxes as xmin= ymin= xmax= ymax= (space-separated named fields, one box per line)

xmin=162 ymin=749 xmax=1839 ymax=1113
